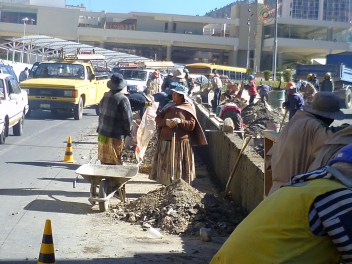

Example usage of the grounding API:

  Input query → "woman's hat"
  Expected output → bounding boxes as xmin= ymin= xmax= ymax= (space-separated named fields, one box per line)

xmin=170 ymin=82 xmax=189 ymax=97
xmin=172 ymin=68 xmax=186 ymax=79
xmin=303 ymin=92 xmax=344 ymax=120
xmin=107 ymin=73 xmax=127 ymax=91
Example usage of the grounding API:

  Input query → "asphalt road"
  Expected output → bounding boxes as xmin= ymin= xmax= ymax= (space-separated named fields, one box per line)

xmin=0 ymin=108 xmax=223 ymax=263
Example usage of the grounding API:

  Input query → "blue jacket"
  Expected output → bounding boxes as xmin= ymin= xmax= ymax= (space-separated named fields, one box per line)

xmin=283 ymin=93 xmax=304 ymax=119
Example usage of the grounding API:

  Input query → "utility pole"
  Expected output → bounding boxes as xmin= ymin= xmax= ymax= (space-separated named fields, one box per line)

xmin=272 ymin=0 xmax=279 ymax=81
xmin=21 ymin=17 xmax=35 ymax=63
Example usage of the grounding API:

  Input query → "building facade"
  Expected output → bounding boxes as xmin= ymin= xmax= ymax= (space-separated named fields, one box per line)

xmin=0 ymin=0 xmax=351 ymax=71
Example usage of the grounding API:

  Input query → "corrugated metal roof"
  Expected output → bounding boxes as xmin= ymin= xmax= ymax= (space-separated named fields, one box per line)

xmin=0 ymin=35 xmax=152 ymax=68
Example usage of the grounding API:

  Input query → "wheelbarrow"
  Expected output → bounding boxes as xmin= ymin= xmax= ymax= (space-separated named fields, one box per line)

xmin=74 ymin=162 xmax=141 ymax=212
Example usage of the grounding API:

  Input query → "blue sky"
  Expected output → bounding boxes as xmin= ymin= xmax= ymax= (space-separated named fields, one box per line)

xmin=66 ymin=0 xmax=236 ymax=16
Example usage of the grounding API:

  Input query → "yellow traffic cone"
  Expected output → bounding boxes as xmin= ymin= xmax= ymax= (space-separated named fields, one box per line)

xmin=38 ymin=219 xmax=55 ymax=264
xmin=63 ymin=136 xmax=75 ymax=163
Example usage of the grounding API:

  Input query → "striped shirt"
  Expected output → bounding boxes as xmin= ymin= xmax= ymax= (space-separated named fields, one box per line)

xmin=291 ymin=167 xmax=352 ymax=263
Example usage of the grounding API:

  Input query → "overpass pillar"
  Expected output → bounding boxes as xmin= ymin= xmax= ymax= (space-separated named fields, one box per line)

xmin=166 ymin=45 xmax=172 ymax=61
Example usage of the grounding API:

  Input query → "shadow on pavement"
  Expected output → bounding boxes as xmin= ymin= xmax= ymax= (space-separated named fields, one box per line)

xmin=0 ymin=250 xmax=219 ymax=263
xmin=23 ymin=199 xmax=95 ymax=215
xmin=6 ymin=161 xmax=81 ymax=170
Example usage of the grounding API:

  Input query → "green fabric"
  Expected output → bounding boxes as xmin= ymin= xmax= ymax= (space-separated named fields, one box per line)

xmin=98 ymin=134 xmax=108 ymax=144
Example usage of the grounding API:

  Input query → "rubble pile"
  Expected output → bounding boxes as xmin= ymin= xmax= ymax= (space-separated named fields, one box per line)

xmin=241 ymin=101 xmax=284 ymax=138
xmin=111 ymin=179 xmax=246 ymax=236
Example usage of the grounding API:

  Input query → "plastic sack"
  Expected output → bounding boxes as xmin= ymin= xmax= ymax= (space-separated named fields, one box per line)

xmin=135 ymin=102 xmax=159 ymax=162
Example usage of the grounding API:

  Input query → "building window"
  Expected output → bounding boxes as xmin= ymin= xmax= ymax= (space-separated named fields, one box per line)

xmin=164 ymin=22 xmax=168 ymax=32
xmin=173 ymin=22 xmax=176 ymax=33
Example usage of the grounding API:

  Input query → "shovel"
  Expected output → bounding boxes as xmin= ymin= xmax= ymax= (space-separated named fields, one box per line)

xmin=170 ymin=130 xmax=176 ymax=183
xmin=278 ymin=108 xmax=288 ymax=132
xmin=225 ymin=135 xmax=252 ymax=195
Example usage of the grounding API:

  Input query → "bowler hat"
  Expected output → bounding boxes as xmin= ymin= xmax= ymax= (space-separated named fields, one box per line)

xmin=303 ymin=92 xmax=344 ymax=120
xmin=170 ymin=82 xmax=189 ymax=97
xmin=107 ymin=73 xmax=127 ymax=91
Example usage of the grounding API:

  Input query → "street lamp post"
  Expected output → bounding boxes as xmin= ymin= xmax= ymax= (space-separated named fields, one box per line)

xmin=21 ymin=17 xmax=35 ymax=63
xmin=246 ymin=3 xmax=252 ymax=70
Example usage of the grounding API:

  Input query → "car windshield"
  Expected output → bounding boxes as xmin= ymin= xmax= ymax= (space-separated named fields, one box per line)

xmin=121 ymin=70 xmax=147 ymax=81
xmin=33 ymin=63 xmax=85 ymax=79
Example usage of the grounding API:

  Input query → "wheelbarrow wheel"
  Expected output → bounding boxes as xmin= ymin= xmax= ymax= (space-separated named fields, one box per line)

xmin=98 ymin=179 xmax=109 ymax=212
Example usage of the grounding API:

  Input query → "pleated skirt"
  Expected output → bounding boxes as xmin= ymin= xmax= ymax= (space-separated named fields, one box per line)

xmin=149 ymin=138 xmax=195 ymax=186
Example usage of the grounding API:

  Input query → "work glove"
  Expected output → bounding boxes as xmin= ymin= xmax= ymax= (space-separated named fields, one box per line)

xmin=172 ymin=118 xmax=182 ymax=124
xmin=165 ymin=119 xmax=173 ymax=128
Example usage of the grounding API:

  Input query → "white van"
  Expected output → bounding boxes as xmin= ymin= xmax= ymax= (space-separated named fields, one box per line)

xmin=117 ymin=68 xmax=155 ymax=93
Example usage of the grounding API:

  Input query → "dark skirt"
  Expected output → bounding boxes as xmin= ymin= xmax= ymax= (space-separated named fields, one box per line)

xmin=149 ymin=138 xmax=195 ymax=186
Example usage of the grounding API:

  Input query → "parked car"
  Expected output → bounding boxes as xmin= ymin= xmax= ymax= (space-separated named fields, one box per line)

xmin=0 ymin=63 xmax=18 ymax=82
xmin=0 ymin=73 xmax=29 ymax=144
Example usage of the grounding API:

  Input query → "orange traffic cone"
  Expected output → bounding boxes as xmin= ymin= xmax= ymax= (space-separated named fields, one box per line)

xmin=63 ymin=136 xmax=75 ymax=163
xmin=38 ymin=219 xmax=55 ymax=264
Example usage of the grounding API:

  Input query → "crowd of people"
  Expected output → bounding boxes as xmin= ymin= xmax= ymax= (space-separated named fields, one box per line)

xmin=96 ymin=66 xmax=351 ymax=263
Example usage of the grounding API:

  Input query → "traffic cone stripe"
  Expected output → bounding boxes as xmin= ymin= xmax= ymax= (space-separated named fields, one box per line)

xmin=39 ymin=244 xmax=54 ymax=254
xmin=38 ymin=219 xmax=55 ymax=264
xmin=38 ymin=253 xmax=55 ymax=263
xmin=63 ymin=136 xmax=75 ymax=163
xmin=42 ymin=234 xmax=53 ymax=244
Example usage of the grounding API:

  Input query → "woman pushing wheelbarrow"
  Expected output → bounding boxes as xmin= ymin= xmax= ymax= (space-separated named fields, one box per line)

xmin=149 ymin=83 xmax=207 ymax=186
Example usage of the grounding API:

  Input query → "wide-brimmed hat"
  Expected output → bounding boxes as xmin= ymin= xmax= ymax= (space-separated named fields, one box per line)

xmin=172 ymin=68 xmax=186 ymax=79
xmin=107 ymin=73 xmax=127 ymax=91
xmin=170 ymin=82 xmax=189 ymax=97
xmin=303 ymin=92 xmax=344 ymax=120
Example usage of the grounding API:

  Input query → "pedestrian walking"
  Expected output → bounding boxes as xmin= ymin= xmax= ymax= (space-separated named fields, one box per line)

xmin=19 ymin=67 xmax=29 ymax=82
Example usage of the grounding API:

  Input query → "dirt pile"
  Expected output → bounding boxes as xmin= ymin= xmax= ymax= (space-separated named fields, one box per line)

xmin=241 ymin=101 xmax=284 ymax=138
xmin=111 ymin=179 xmax=246 ymax=236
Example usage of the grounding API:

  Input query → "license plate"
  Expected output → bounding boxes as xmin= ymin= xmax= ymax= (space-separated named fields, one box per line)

xmin=40 ymin=104 xmax=50 ymax=109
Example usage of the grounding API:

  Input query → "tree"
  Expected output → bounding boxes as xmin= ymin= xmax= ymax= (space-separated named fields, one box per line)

xmin=264 ymin=70 xmax=271 ymax=81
